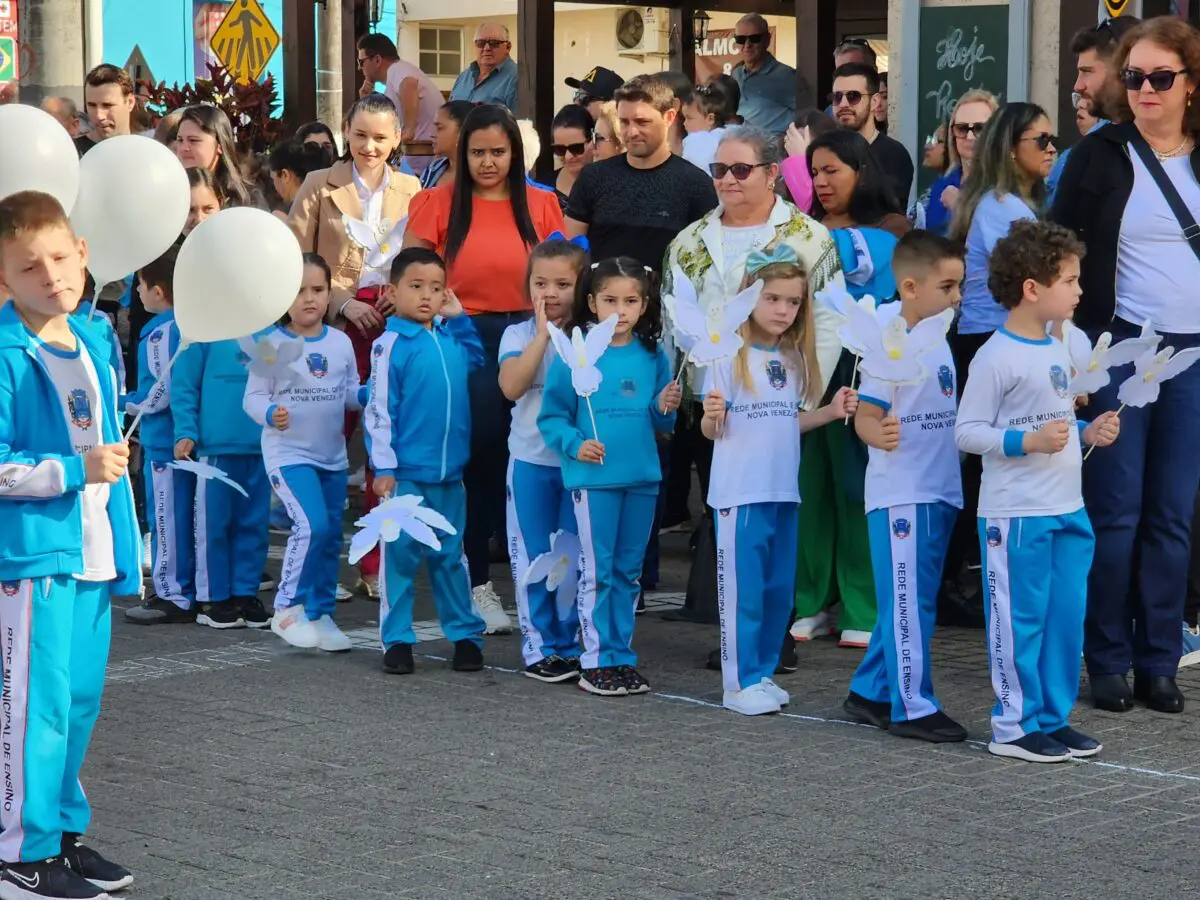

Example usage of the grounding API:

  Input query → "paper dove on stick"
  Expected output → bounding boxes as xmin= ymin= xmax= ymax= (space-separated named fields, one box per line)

xmin=1116 ymin=345 xmax=1200 ymax=408
xmin=237 ymin=334 xmax=306 ymax=389
xmin=522 ymin=530 xmax=582 ymax=620
xmin=663 ymin=266 xmax=763 ymax=366
xmin=856 ymin=307 xmax=955 ymax=386
xmin=169 ymin=458 xmax=249 ymax=498
xmin=343 ymin=215 xmax=408 ymax=276
xmin=1062 ymin=319 xmax=1163 ymax=397
xmin=547 ymin=314 xmax=619 ymax=397
xmin=348 ymin=494 xmax=457 ymax=564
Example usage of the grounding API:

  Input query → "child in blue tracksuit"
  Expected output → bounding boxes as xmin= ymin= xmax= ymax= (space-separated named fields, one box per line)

xmin=365 ymin=248 xmax=487 ymax=676
xmin=538 ymin=257 xmax=682 ymax=697
xmin=956 ymin=220 xmax=1120 ymax=764
xmin=245 ymin=254 xmax=361 ymax=653
xmin=499 ymin=237 xmax=589 ymax=684
xmin=844 ymin=231 xmax=968 ymax=742
xmin=173 ymin=324 xmax=271 ymax=631
xmin=0 ymin=191 xmax=138 ymax=895
xmin=699 ymin=248 xmax=857 ymax=716
xmin=123 ymin=243 xmax=198 ymax=626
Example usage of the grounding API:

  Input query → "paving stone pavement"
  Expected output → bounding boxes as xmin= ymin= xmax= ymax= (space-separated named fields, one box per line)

xmin=90 ymin=527 xmax=1200 ymax=900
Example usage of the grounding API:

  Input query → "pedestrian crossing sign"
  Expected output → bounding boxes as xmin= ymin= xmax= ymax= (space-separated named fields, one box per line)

xmin=211 ymin=0 xmax=279 ymax=85
xmin=0 ymin=37 xmax=13 ymax=84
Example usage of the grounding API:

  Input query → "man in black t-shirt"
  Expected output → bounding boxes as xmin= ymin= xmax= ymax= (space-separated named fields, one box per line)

xmin=830 ymin=62 xmax=914 ymax=207
xmin=565 ymin=74 xmax=717 ymax=272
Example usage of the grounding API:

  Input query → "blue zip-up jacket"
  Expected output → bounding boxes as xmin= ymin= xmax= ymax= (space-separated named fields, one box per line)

xmin=365 ymin=315 xmax=484 ymax=484
xmin=832 ymin=226 xmax=899 ymax=302
xmin=538 ymin=340 xmax=675 ymax=494
xmin=0 ymin=302 xmax=141 ymax=594
xmin=126 ymin=310 xmax=180 ymax=460
xmin=172 ymin=336 xmax=264 ymax=456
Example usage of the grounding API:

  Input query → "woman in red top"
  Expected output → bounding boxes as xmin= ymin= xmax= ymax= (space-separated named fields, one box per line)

xmin=405 ymin=104 xmax=564 ymax=629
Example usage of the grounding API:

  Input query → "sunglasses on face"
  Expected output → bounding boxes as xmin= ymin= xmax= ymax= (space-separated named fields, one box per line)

xmin=951 ymin=122 xmax=986 ymax=138
xmin=552 ymin=142 xmax=588 ymax=157
xmin=708 ymin=162 xmax=768 ymax=181
xmin=355 ymin=54 xmax=376 ymax=69
xmin=829 ymin=90 xmax=872 ymax=107
xmin=573 ymin=90 xmax=594 ymax=105
xmin=474 ymin=39 xmax=508 ymax=50
xmin=1019 ymin=132 xmax=1056 ymax=151
xmin=1120 ymin=68 xmax=1189 ymax=92
xmin=924 ymin=133 xmax=944 ymax=149
xmin=734 ymin=33 xmax=768 ymax=46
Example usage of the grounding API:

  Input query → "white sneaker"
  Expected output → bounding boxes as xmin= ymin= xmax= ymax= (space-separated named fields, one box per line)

xmin=313 ymin=615 xmax=352 ymax=652
xmin=347 ymin=465 xmax=366 ymax=489
xmin=473 ymin=582 xmax=513 ymax=634
xmin=141 ymin=533 xmax=151 ymax=573
xmin=759 ymin=677 xmax=790 ymax=707
xmin=790 ymin=611 xmax=834 ymax=641
xmin=271 ymin=605 xmax=319 ymax=649
xmin=723 ymin=683 xmax=781 ymax=716
xmin=839 ymin=629 xmax=872 ymax=648
xmin=335 ymin=584 xmax=353 ymax=603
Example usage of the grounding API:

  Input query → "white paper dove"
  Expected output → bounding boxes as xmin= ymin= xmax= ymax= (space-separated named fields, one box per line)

xmin=836 ymin=294 xmax=884 ymax=358
xmin=1063 ymin=319 xmax=1163 ymax=397
xmin=855 ymin=307 xmax=954 ymax=387
xmin=169 ymin=458 xmax=249 ymax=498
xmin=547 ymin=314 xmax=619 ymax=397
xmin=1116 ymin=346 xmax=1200 ymax=409
xmin=347 ymin=494 xmax=457 ymax=564
xmin=343 ymin=215 xmax=408 ymax=275
xmin=814 ymin=279 xmax=855 ymax=319
xmin=237 ymin=334 xmax=305 ymax=389
xmin=522 ymin=530 xmax=582 ymax=620
xmin=663 ymin=266 xmax=764 ymax=367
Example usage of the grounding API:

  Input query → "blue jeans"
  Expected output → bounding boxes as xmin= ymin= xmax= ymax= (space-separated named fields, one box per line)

xmin=1084 ymin=317 xmax=1200 ymax=677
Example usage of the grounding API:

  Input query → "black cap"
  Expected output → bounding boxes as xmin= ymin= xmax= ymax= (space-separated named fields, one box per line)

xmin=565 ymin=67 xmax=625 ymax=101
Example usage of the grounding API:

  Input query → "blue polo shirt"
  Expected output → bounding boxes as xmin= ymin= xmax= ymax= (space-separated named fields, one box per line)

xmin=732 ymin=55 xmax=798 ymax=135
xmin=449 ymin=57 xmax=518 ymax=110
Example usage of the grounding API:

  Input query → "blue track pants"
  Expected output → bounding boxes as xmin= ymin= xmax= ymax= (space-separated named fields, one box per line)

xmin=194 ymin=454 xmax=270 ymax=603
xmin=271 ymin=465 xmax=348 ymax=620
xmin=145 ymin=458 xmax=195 ymax=610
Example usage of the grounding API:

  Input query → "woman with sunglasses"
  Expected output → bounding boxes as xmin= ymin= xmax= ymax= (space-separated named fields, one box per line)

xmin=1051 ymin=17 xmax=1200 ymax=714
xmin=925 ymin=90 xmax=999 ymax=236
xmin=544 ymin=104 xmax=595 ymax=211
xmin=907 ymin=121 xmax=951 ymax=229
xmin=591 ymin=102 xmax=626 ymax=161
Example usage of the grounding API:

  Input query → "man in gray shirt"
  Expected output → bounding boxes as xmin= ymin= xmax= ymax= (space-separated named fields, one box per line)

xmin=730 ymin=13 xmax=808 ymax=135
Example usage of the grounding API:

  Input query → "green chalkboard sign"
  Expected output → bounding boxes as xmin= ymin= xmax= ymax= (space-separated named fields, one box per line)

xmin=916 ymin=4 xmax=1009 ymax=194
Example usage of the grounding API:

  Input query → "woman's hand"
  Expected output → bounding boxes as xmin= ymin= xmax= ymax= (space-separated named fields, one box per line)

xmin=941 ymin=185 xmax=961 ymax=211
xmin=784 ymin=123 xmax=810 ymax=160
xmin=375 ymin=285 xmax=396 ymax=318
xmin=341 ymin=298 xmax=384 ymax=336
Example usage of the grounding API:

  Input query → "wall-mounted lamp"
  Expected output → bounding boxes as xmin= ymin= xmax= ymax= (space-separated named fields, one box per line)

xmin=692 ymin=9 xmax=711 ymax=46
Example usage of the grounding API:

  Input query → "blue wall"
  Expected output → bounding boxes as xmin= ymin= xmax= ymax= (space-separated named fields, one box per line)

xmin=102 ymin=0 xmax=398 ymax=103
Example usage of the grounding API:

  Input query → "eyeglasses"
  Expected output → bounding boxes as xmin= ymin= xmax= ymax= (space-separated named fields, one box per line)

xmin=1018 ymin=132 xmax=1056 ymax=151
xmin=951 ymin=122 xmax=987 ymax=138
xmin=924 ymin=133 xmax=944 ymax=149
xmin=733 ymin=33 xmax=768 ymax=46
xmin=355 ymin=54 xmax=376 ymax=70
xmin=552 ymin=142 xmax=588 ymax=157
xmin=708 ymin=162 xmax=768 ymax=180
xmin=593 ymin=134 xmax=610 ymax=144
xmin=474 ymin=39 xmax=508 ymax=50
xmin=829 ymin=90 xmax=873 ymax=107
xmin=1120 ymin=68 xmax=1190 ymax=92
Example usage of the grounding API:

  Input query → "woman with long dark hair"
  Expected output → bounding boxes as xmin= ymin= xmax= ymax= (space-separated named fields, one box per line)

xmin=268 ymin=138 xmax=335 ymax=219
xmin=420 ymin=100 xmax=475 ymax=189
xmin=174 ymin=105 xmax=261 ymax=208
xmin=404 ymin=103 xmax=564 ymax=630
xmin=545 ymin=104 xmax=595 ymax=210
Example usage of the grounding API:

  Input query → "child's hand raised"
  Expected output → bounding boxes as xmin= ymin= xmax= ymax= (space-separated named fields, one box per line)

xmin=1083 ymin=410 xmax=1120 ymax=449
xmin=85 ymin=443 xmax=129 ymax=485
xmin=533 ymin=296 xmax=549 ymax=336
xmin=271 ymin=407 xmax=290 ymax=431
xmin=174 ymin=438 xmax=195 ymax=460
xmin=831 ymin=387 xmax=859 ymax=420
xmin=373 ymin=474 xmax=396 ymax=498
xmin=440 ymin=289 xmax=464 ymax=318
xmin=577 ymin=440 xmax=605 ymax=464
xmin=878 ymin=414 xmax=901 ymax=452
xmin=659 ymin=381 xmax=683 ymax=414
xmin=1025 ymin=419 xmax=1071 ymax=455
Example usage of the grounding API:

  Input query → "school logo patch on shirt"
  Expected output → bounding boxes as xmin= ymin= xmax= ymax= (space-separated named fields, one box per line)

xmin=373 ymin=344 xmax=385 ymax=357
xmin=149 ymin=330 xmax=164 ymax=344
xmin=620 ymin=378 xmax=637 ymax=396
xmin=1049 ymin=365 xmax=1069 ymax=398
xmin=937 ymin=364 xmax=954 ymax=398
xmin=892 ymin=517 xmax=911 ymax=539
xmin=986 ymin=525 xmax=1003 ymax=548
xmin=719 ymin=507 xmax=731 ymax=517
xmin=152 ymin=461 xmax=168 ymax=473
xmin=765 ymin=359 xmax=788 ymax=390
xmin=0 ymin=582 xmax=20 ymax=597
xmin=67 ymin=389 xmax=93 ymax=429
xmin=307 ymin=353 xmax=329 ymax=377
xmin=573 ymin=490 xmax=582 ymax=503
xmin=270 ymin=475 xmax=281 ymax=489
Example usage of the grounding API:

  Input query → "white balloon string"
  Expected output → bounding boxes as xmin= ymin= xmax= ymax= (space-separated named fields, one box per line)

xmin=85 ymin=282 xmax=107 ymax=323
xmin=122 ymin=341 xmax=187 ymax=442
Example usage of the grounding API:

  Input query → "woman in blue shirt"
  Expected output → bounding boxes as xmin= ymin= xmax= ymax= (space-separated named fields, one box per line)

xmin=925 ymin=91 xmax=998 ymax=236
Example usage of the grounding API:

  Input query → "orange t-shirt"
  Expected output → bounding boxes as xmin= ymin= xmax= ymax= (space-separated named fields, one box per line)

xmin=406 ymin=183 xmax=566 ymax=315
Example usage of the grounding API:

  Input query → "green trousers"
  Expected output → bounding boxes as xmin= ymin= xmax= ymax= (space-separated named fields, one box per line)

xmin=794 ymin=421 xmax=877 ymax=632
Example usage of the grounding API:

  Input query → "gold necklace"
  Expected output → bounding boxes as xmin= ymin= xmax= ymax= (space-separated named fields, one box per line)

xmin=1147 ymin=134 xmax=1191 ymax=159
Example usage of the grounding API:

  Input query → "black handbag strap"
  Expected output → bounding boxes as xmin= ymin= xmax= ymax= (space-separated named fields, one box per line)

xmin=1129 ymin=132 xmax=1200 ymax=264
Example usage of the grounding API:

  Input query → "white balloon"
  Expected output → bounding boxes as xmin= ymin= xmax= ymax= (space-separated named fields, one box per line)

xmin=174 ymin=208 xmax=303 ymax=344
xmin=0 ymin=104 xmax=81 ymax=213
xmin=71 ymin=135 xmax=190 ymax=285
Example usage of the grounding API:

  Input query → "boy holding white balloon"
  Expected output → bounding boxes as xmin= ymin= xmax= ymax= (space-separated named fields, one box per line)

xmin=0 ymin=190 xmax=137 ymax=898
xmin=955 ymin=220 xmax=1120 ymax=764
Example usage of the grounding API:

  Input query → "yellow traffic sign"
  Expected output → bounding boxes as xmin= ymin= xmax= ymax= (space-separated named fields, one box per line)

xmin=211 ymin=0 xmax=279 ymax=84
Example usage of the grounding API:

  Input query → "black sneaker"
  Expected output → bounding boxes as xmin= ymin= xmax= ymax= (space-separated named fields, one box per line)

xmin=578 ymin=666 xmax=628 ymax=696
xmin=523 ymin=656 xmax=580 ymax=683
xmin=123 ymin=597 xmax=195 ymax=626
xmin=635 ymin=590 xmax=646 ymax=615
xmin=1048 ymin=725 xmax=1102 ymax=758
xmin=890 ymin=710 xmax=968 ymax=744
xmin=61 ymin=834 xmax=133 ymax=892
xmin=195 ymin=600 xmax=245 ymax=630
xmin=842 ymin=691 xmax=891 ymax=729
xmin=235 ymin=596 xmax=270 ymax=629
xmin=616 ymin=665 xmax=651 ymax=694
xmin=258 ymin=571 xmax=277 ymax=592
xmin=705 ymin=648 xmax=722 ymax=671
xmin=0 ymin=857 xmax=110 ymax=898
xmin=776 ymin=634 xmax=798 ymax=674
xmin=382 ymin=644 xmax=415 ymax=675
xmin=452 ymin=639 xmax=484 ymax=672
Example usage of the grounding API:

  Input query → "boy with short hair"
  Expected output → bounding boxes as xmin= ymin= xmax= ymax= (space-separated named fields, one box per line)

xmin=843 ymin=230 xmax=969 ymax=743
xmin=0 ymin=191 xmax=138 ymax=898
xmin=956 ymin=220 xmax=1120 ymax=763
xmin=124 ymin=244 xmax=196 ymax=626
xmin=365 ymin=248 xmax=488 ymax=676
